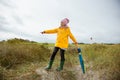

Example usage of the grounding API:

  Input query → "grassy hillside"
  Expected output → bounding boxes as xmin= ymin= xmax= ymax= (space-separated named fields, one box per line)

xmin=0 ymin=38 xmax=120 ymax=80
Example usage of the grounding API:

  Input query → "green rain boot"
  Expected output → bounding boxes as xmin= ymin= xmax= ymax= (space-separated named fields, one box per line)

xmin=45 ymin=60 xmax=54 ymax=70
xmin=56 ymin=60 xmax=65 ymax=71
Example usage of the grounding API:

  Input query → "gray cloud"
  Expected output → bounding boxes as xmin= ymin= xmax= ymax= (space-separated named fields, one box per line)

xmin=12 ymin=15 xmax=24 ymax=25
xmin=0 ymin=16 xmax=9 ymax=25
xmin=0 ymin=0 xmax=15 ymax=8
xmin=0 ymin=0 xmax=120 ymax=43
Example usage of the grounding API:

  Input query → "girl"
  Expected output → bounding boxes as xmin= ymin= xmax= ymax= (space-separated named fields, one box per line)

xmin=41 ymin=18 xmax=79 ymax=71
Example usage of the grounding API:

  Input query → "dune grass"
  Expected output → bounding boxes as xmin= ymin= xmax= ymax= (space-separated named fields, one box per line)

xmin=0 ymin=38 xmax=120 ymax=80
xmin=0 ymin=43 xmax=50 ymax=69
xmin=82 ymin=44 xmax=120 ymax=80
xmin=0 ymin=39 xmax=51 ymax=79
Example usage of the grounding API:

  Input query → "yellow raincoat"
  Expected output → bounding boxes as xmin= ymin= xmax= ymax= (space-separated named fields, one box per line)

xmin=44 ymin=27 xmax=77 ymax=48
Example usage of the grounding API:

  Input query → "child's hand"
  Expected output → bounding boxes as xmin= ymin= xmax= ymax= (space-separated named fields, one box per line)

xmin=40 ymin=31 xmax=45 ymax=34
xmin=75 ymin=42 xmax=78 ymax=48
xmin=77 ymin=48 xmax=81 ymax=53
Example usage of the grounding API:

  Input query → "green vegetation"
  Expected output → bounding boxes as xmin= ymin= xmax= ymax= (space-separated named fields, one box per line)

xmin=83 ymin=44 xmax=120 ymax=80
xmin=0 ymin=38 xmax=120 ymax=80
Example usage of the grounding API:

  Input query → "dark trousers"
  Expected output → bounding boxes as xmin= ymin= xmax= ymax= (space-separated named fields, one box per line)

xmin=50 ymin=47 xmax=65 ymax=61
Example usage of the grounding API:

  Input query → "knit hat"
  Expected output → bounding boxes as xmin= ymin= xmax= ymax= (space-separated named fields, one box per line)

xmin=61 ymin=18 xmax=69 ymax=26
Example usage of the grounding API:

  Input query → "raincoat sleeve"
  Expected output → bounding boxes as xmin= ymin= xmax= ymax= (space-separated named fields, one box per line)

xmin=69 ymin=28 xmax=77 ymax=43
xmin=44 ymin=28 xmax=58 ymax=34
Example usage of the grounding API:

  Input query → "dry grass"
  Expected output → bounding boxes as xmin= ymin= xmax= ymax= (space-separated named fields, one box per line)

xmin=0 ymin=38 xmax=120 ymax=80
xmin=82 ymin=44 xmax=120 ymax=80
xmin=0 ymin=42 xmax=51 ymax=69
xmin=0 ymin=39 xmax=51 ymax=79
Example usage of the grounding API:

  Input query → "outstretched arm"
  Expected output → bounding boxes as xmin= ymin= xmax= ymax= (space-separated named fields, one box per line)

xmin=41 ymin=28 xmax=58 ymax=34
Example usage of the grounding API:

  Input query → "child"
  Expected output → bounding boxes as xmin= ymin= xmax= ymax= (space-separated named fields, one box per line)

xmin=41 ymin=18 xmax=79 ymax=71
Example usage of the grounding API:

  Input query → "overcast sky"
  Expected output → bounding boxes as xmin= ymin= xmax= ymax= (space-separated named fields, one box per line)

xmin=0 ymin=0 xmax=120 ymax=43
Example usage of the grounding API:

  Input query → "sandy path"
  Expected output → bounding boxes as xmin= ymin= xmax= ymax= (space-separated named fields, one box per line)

xmin=35 ymin=65 xmax=100 ymax=80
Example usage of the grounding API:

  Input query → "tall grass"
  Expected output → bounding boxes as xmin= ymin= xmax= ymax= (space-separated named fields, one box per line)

xmin=0 ymin=38 xmax=120 ymax=80
xmin=64 ymin=44 xmax=120 ymax=80
xmin=0 ymin=41 xmax=51 ymax=69
xmin=82 ymin=44 xmax=120 ymax=80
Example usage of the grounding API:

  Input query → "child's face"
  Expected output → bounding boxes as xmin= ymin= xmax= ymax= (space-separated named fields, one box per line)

xmin=61 ymin=22 xmax=66 ymax=26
